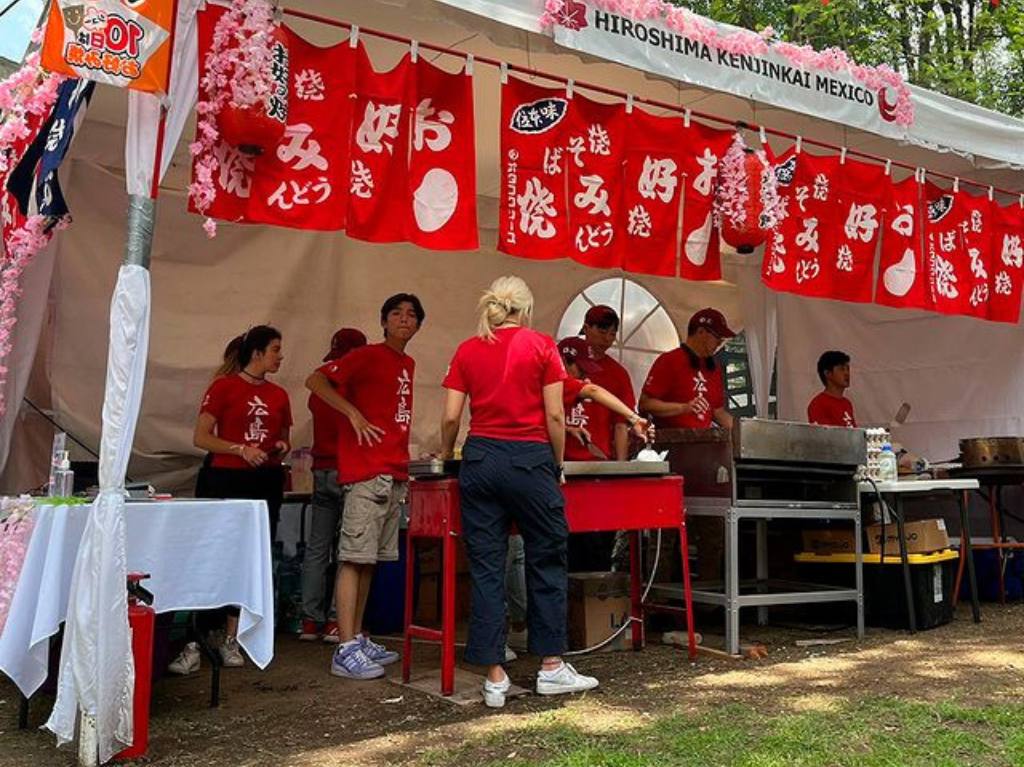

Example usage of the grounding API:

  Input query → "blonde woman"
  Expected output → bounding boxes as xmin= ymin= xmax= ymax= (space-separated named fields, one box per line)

xmin=440 ymin=276 xmax=598 ymax=708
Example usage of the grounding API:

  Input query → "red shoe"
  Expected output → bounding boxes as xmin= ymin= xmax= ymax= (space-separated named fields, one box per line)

xmin=299 ymin=619 xmax=320 ymax=641
xmin=322 ymin=621 xmax=341 ymax=644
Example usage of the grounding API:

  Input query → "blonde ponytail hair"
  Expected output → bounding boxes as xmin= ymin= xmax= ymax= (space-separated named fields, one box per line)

xmin=477 ymin=276 xmax=534 ymax=341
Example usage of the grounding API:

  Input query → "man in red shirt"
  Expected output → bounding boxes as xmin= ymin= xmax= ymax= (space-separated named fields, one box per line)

xmin=300 ymin=328 xmax=367 ymax=643
xmin=306 ymin=294 xmax=424 ymax=680
xmin=640 ymin=308 xmax=736 ymax=431
xmin=577 ymin=306 xmax=636 ymax=460
xmin=807 ymin=350 xmax=857 ymax=428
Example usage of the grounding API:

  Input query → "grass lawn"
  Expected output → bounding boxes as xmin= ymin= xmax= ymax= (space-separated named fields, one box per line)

xmin=421 ymin=697 xmax=1024 ymax=767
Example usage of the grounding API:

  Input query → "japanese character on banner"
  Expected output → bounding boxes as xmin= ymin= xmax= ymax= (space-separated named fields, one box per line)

xmin=346 ymin=50 xmax=411 ymax=243
xmin=822 ymin=159 xmax=889 ymax=304
xmin=679 ymin=121 xmax=733 ymax=281
xmin=876 ymin=176 xmax=930 ymax=311
xmin=956 ymin=192 xmax=994 ymax=320
xmin=765 ymin=151 xmax=840 ymax=298
xmin=565 ymin=93 xmax=625 ymax=269
xmin=406 ymin=57 xmax=478 ymax=251
xmin=923 ymin=185 xmax=970 ymax=316
xmin=498 ymin=77 xmax=571 ymax=260
xmin=616 ymin=108 xmax=684 ymax=277
xmin=990 ymin=202 xmax=1024 ymax=324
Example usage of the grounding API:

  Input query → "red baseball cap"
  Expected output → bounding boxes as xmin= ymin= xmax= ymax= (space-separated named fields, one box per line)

xmin=323 ymin=328 xmax=367 ymax=362
xmin=688 ymin=308 xmax=736 ymax=339
xmin=558 ymin=336 xmax=602 ymax=375
xmin=581 ymin=304 xmax=619 ymax=331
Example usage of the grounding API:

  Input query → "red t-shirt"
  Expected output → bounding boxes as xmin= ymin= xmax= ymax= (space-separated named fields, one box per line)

xmin=567 ymin=353 xmax=635 ymax=460
xmin=807 ymin=392 xmax=857 ymax=428
xmin=641 ymin=346 xmax=725 ymax=429
xmin=308 ymin=360 xmax=343 ymax=471
xmin=324 ymin=343 xmax=415 ymax=485
xmin=443 ymin=327 xmax=566 ymax=443
xmin=200 ymin=375 xmax=293 ymax=469
xmin=563 ymin=376 xmax=613 ymax=461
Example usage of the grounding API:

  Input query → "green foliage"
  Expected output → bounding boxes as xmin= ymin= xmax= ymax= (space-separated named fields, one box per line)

xmin=677 ymin=1 xmax=1024 ymax=116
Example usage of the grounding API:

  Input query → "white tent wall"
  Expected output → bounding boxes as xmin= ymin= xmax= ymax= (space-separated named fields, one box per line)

xmin=3 ymin=0 xmax=1024 ymax=493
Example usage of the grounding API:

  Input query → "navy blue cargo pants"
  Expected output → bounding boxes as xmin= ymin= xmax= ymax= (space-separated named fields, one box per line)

xmin=459 ymin=436 xmax=568 ymax=665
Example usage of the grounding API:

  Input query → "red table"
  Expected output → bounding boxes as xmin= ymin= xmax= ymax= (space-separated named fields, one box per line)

xmin=402 ymin=475 xmax=694 ymax=695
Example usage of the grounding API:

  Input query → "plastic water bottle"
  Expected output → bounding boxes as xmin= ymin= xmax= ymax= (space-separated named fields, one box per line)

xmin=53 ymin=451 xmax=74 ymax=497
xmin=878 ymin=444 xmax=898 ymax=483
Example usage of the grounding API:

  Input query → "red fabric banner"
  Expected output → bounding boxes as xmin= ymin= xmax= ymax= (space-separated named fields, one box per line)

xmin=346 ymin=52 xmax=412 ymax=243
xmin=764 ymin=151 xmax=841 ymax=297
xmin=565 ymin=93 xmax=625 ymax=269
xmin=498 ymin=77 xmax=571 ymax=260
xmin=679 ymin=122 xmax=733 ymax=281
xmin=991 ymin=202 xmax=1024 ymax=324
xmin=923 ymin=184 xmax=970 ymax=316
xmin=246 ymin=31 xmax=355 ymax=231
xmin=824 ymin=159 xmax=889 ymax=303
xmin=956 ymin=192 xmax=995 ymax=320
xmin=616 ymin=108 xmax=684 ymax=276
xmin=876 ymin=177 xmax=931 ymax=311
xmin=406 ymin=58 xmax=478 ymax=251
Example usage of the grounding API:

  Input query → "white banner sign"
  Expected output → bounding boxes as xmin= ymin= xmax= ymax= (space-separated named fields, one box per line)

xmin=552 ymin=5 xmax=908 ymax=140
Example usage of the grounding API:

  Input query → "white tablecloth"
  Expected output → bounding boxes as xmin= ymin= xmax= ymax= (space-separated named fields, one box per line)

xmin=0 ymin=499 xmax=274 ymax=697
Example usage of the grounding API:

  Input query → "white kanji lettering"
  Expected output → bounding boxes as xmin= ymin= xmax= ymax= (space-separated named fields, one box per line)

xmin=969 ymin=247 xmax=987 ymax=280
xmin=587 ymin=123 xmax=611 ymax=155
xmin=267 ymin=181 xmax=294 ymax=210
xmin=243 ymin=396 xmax=270 ymax=443
xmin=573 ymin=174 xmax=611 ymax=216
xmin=638 ymin=157 xmax=678 ymax=203
xmin=891 ymin=204 xmax=914 ymax=237
xmin=413 ymin=98 xmax=454 ymax=152
xmin=796 ymin=217 xmax=820 ymax=254
xmin=796 ymin=257 xmax=821 ymax=284
xmin=769 ymin=231 xmax=786 ymax=274
xmin=1001 ymin=234 xmax=1023 ymax=268
xmin=813 ymin=173 xmax=830 ymax=201
xmin=844 ymin=203 xmax=879 ymax=243
xmin=543 ymin=147 xmax=563 ymax=176
xmin=567 ymin=136 xmax=585 ymax=168
xmin=971 ymin=209 xmax=984 ymax=234
xmin=995 ymin=271 xmax=1013 ymax=296
xmin=213 ymin=142 xmax=255 ymax=198
xmin=933 ymin=254 xmax=959 ymax=299
xmin=693 ymin=370 xmax=709 ymax=397
xmin=795 ymin=185 xmax=810 ymax=213
xmin=294 ymin=69 xmax=326 ymax=101
xmin=517 ymin=177 xmax=558 ymax=239
xmin=836 ymin=244 xmax=854 ymax=272
xmin=355 ymin=102 xmax=403 ymax=155
xmin=970 ymin=283 xmax=990 ymax=307
xmin=939 ymin=230 xmax=958 ymax=254
xmin=693 ymin=148 xmax=718 ymax=197
xmin=395 ymin=369 xmax=412 ymax=426
xmin=350 ymin=160 xmax=374 ymax=199
xmin=45 ymin=118 xmax=66 ymax=152
xmin=312 ymin=176 xmax=331 ymax=204
xmin=567 ymin=402 xmax=588 ymax=429
xmin=627 ymin=204 xmax=652 ymax=238
xmin=575 ymin=222 xmax=614 ymax=252
xmin=277 ymin=123 xmax=328 ymax=171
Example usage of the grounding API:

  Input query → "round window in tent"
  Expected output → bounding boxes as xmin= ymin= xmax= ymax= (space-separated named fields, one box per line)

xmin=555 ymin=277 xmax=680 ymax=395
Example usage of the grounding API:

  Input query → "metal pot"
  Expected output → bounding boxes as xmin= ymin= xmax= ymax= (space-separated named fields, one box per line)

xmin=959 ymin=437 xmax=1024 ymax=468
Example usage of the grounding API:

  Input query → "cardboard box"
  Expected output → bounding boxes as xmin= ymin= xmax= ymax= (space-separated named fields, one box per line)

xmin=866 ymin=519 xmax=949 ymax=555
xmin=567 ymin=572 xmax=636 ymax=652
xmin=802 ymin=528 xmax=857 ymax=555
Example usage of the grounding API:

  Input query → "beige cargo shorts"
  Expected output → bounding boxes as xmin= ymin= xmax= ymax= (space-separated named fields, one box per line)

xmin=339 ymin=474 xmax=407 ymax=564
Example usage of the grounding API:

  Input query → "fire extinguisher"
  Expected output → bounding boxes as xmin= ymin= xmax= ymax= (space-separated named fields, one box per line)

xmin=115 ymin=572 xmax=155 ymax=761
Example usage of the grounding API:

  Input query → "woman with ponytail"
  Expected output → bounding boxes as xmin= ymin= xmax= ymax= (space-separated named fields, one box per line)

xmin=440 ymin=276 xmax=599 ymax=708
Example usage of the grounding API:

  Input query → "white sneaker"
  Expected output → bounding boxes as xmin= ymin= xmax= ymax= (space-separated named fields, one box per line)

xmin=483 ymin=672 xmax=512 ymax=708
xmin=504 ymin=645 xmax=518 ymax=663
xmin=536 ymin=662 xmax=599 ymax=696
xmin=168 ymin=642 xmax=200 ymax=675
xmin=219 ymin=637 xmax=245 ymax=667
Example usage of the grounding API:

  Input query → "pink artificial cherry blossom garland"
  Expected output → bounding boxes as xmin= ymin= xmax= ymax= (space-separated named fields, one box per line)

xmin=717 ymin=133 xmax=786 ymax=234
xmin=540 ymin=0 xmax=914 ymax=126
xmin=0 ymin=29 xmax=68 ymax=421
xmin=189 ymin=0 xmax=279 ymax=238
xmin=0 ymin=496 xmax=36 ymax=636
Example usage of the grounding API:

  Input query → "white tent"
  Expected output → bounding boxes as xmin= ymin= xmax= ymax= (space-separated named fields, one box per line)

xmin=2 ymin=0 xmax=1024 ymax=758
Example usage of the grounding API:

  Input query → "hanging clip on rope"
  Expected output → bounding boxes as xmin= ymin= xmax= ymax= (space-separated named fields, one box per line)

xmin=566 ymin=78 xmax=574 ymax=99
xmin=683 ymin=108 xmax=691 ymax=128
xmin=499 ymin=61 xmax=508 ymax=84
xmin=988 ymin=186 xmax=994 ymax=202
xmin=759 ymin=125 xmax=767 ymax=145
xmin=410 ymin=40 xmax=419 ymax=63
xmin=465 ymin=53 xmax=474 ymax=76
xmin=349 ymin=24 xmax=359 ymax=47
xmin=840 ymin=147 xmax=847 ymax=165
xmin=884 ymin=159 xmax=892 ymax=176
xmin=953 ymin=177 xmax=960 ymax=193
xmin=625 ymin=93 xmax=634 ymax=114
xmin=795 ymin=135 xmax=802 ymax=154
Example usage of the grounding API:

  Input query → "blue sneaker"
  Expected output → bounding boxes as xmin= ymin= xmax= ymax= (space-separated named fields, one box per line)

xmin=358 ymin=633 xmax=399 ymax=666
xmin=331 ymin=641 xmax=385 ymax=680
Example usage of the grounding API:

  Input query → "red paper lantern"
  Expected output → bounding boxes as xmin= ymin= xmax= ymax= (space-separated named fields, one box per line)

xmin=217 ymin=25 xmax=289 ymax=156
xmin=721 ymin=148 xmax=770 ymax=254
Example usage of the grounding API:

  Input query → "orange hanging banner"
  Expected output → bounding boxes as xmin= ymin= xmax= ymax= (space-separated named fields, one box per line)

xmin=40 ymin=0 xmax=175 ymax=95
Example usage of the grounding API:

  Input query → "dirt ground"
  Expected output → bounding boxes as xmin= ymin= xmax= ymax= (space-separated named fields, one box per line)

xmin=2 ymin=604 xmax=1023 ymax=766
